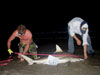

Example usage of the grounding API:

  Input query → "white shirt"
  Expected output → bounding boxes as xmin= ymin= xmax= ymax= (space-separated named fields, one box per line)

xmin=68 ymin=17 xmax=89 ymax=46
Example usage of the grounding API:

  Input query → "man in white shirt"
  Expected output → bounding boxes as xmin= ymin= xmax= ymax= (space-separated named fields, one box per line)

xmin=68 ymin=17 xmax=94 ymax=59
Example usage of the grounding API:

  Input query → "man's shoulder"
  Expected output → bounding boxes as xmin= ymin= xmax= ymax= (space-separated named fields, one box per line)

xmin=13 ymin=30 xmax=18 ymax=34
xmin=68 ymin=17 xmax=83 ymax=24
xmin=26 ymin=29 xmax=32 ymax=35
xmin=72 ymin=17 xmax=83 ymax=21
xmin=26 ymin=29 xmax=31 ymax=33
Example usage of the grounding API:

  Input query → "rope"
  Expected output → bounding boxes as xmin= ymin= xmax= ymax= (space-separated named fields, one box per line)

xmin=0 ymin=52 xmax=81 ymax=66
xmin=0 ymin=56 xmax=13 ymax=66
xmin=14 ymin=52 xmax=81 ymax=58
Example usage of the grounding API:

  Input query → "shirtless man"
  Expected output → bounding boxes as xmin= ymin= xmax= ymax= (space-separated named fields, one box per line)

xmin=7 ymin=24 xmax=38 ymax=61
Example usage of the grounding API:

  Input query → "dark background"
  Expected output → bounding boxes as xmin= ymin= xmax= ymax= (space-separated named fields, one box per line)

xmin=0 ymin=2 xmax=100 ymax=59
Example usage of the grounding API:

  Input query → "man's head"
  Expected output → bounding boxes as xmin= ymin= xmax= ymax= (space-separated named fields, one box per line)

xmin=80 ymin=21 xmax=88 ymax=34
xmin=17 ymin=24 xmax=26 ymax=36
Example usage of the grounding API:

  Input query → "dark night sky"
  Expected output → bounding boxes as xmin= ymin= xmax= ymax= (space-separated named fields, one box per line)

xmin=0 ymin=3 xmax=100 ymax=58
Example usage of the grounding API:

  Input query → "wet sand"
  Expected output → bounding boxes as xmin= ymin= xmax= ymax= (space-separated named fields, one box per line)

xmin=0 ymin=52 xmax=100 ymax=75
xmin=0 ymin=40 xmax=100 ymax=75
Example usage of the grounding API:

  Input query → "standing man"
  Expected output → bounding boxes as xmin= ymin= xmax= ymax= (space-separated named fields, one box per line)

xmin=68 ymin=17 xmax=94 ymax=59
xmin=7 ymin=24 xmax=38 ymax=61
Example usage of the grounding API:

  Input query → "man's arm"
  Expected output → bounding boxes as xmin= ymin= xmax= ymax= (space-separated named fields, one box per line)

xmin=82 ymin=29 xmax=89 ymax=59
xmin=83 ymin=45 xmax=88 ymax=59
xmin=73 ymin=34 xmax=81 ymax=45
xmin=7 ymin=30 xmax=17 ymax=49
xmin=23 ymin=44 xmax=30 ymax=54
xmin=23 ymin=31 xmax=32 ymax=54
xmin=73 ymin=34 xmax=88 ymax=59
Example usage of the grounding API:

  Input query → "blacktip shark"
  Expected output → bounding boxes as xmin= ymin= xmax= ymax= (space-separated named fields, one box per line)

xmin=20 ymin=44 xmax=84 ymax=66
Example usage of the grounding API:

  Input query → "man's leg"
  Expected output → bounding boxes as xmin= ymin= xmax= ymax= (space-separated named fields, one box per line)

xmin=18 ymin=43 xmax=25 ymax=61
xmin=87 ymin=35 xmax=94 ymax=54
xmin=68 ymin=34 xmax=75 ymax=54
xmin=28 ymin=42 xmax=38 ymax=59
xmin=18 ymin=47 xmax=23 ymax=59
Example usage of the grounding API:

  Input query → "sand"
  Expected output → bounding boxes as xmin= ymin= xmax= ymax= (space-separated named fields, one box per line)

xmin=0 ymin=54 xmax=100 ymax=75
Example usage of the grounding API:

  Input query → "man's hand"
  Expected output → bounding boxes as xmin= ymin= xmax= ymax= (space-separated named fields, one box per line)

xmin=76 ymin=39 xmax=81 ymax=45
xmin=84 ymin=54 xmax=88 ymax=60
xmin=83 ymin=45 xmax=88 ymax=60
xmin=73 ymin=35 xmax=81 ymax=45
xmin=8 ymin=49 xmax=13 ymax=55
